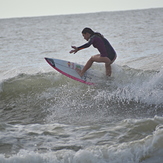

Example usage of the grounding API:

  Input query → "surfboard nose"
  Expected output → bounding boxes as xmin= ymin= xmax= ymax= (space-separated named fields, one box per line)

xmin=45 ymin=58 xmax=55 ymax=67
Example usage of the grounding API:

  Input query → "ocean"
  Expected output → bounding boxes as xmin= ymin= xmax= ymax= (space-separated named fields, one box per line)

xmin=0 ymin=8 xmax=163 ymax=163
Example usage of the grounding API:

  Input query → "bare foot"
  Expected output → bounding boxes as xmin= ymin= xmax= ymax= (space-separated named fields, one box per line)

xmin=75 ymin=68 xmax=83 ymax=77
xmin=106 ymin=69 xmax=111 ymax=76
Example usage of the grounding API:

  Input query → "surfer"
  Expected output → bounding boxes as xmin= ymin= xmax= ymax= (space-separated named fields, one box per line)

xmin=70 ymin=27 xmax=117 ymax=77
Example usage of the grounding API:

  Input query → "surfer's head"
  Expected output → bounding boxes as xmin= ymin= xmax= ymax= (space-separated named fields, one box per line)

xmin=82 ymin=27 xmax=94 ymax=41
xmin=82 ymin=27 xmax=103 ymax=41
xmin=82 ymin=28 xmax=95 ymax=36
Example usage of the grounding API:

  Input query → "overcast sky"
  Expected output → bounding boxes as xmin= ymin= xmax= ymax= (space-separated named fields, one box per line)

xmin=0 ymin=0 xmax=163 ymax=19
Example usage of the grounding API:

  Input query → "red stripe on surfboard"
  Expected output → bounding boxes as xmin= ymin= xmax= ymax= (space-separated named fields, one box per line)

xmin=45 ymin=58 xmax=95 ymax=85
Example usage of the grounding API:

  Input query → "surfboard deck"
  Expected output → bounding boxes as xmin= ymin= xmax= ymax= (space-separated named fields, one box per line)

xmin=45 ymin=58 xmax=96 ymax=85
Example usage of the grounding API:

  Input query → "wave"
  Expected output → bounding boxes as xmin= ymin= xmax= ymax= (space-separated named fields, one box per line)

xmin=0 ymin=65 xmax=162 ymax=125
xmin=0 ymin=66 xmax=162 ymax=103
xmin=0 ymin=116 xmax=163 ymax=163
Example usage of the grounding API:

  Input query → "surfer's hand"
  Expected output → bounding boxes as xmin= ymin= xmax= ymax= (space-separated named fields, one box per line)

xmin=69 ymin=46 xmax=78 ymax=54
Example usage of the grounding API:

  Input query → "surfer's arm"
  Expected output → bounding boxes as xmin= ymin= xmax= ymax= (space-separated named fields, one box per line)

xmin=69 ymin=42 xmax=91 ymax=54
xmin=70 ymin=37 xmax=93 ymax=54
xmin=77 ymin=39 xmax=92 ymax=51
xmin=69 ymin=46 xmax=78 ymax=54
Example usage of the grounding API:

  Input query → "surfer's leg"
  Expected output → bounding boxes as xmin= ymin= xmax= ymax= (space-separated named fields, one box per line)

xmin=76 ymin=54 xmax=100 ymax=77
xmin=105 ymin=63 xmax=111 ymax=76
xmin=78 ymin=56 xmax=96 ymax=76
xmin=105 ymin=54 xmax=117 ymax=76
xmin=78 ymin=54 xmax=111 ymax=77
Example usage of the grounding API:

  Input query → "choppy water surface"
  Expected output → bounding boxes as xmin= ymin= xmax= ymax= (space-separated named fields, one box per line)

xmin=0 ymin=8 xmax=163 ymax=163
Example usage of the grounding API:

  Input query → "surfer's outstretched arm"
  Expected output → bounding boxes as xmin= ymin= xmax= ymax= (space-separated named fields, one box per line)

xmin=69 ymin=46 xmax=78 ymax=54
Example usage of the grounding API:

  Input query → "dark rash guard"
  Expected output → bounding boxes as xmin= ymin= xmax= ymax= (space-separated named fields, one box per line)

xmin=78 ymin=35 xmax=116 ymax=61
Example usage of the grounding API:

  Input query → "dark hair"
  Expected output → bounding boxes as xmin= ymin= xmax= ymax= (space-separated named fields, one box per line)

xmin=82 ymin=27 xmax=104 ymax=38
xmin=82 ymin=27 xmax=95 ymax=35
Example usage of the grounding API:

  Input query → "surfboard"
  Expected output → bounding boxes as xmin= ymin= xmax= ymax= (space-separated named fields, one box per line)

xmin=45 ymin=58 xmax=96 ymax=85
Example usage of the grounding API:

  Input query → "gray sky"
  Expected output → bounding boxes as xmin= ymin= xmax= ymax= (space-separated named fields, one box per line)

xmin=0 ymin=0 xmax=163 ymax=18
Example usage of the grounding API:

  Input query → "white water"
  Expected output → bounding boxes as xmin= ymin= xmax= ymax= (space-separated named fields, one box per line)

xmin=0 ymin=8 xmax=163 ymax=163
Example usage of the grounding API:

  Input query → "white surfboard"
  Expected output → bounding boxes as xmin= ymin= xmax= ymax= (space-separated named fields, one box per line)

xmin=45 ymin=58 xmax=97 ymax=85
